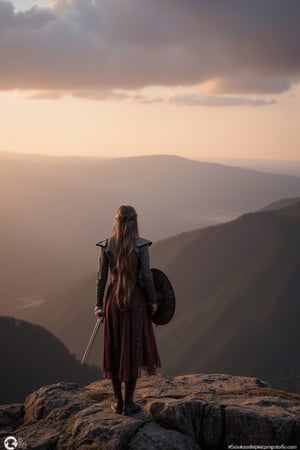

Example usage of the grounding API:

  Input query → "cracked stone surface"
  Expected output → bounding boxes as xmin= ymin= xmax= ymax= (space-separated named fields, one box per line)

xmin=0 ymin=373 xmax=300 ymax=449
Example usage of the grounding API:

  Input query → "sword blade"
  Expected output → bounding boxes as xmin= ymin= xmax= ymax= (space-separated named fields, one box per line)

xmin=81 ymin=318 xmax=103 ymax=365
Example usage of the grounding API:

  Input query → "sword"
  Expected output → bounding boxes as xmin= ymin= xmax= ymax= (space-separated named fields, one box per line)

xmin=81 ymin=318 xmax=104 ymax=365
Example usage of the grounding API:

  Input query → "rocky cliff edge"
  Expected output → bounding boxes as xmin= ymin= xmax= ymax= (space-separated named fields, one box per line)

xmin=1 ymin=373 xmax=300 ymax=449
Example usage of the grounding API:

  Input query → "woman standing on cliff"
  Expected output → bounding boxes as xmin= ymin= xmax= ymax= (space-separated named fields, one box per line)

xmin=94 ymin=205 xmax=161 ymax=415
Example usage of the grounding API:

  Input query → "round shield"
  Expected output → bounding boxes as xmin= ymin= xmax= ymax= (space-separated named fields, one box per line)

xmin=151 ymin=268 xmax=176 ymax=326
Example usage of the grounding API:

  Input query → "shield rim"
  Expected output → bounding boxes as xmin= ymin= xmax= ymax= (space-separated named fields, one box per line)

xmin=151 ymin=268 xmax=176 ymax=326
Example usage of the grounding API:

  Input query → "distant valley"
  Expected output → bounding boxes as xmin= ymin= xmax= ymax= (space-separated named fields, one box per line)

xmin=1 ymin=152 xmax=300 ymax=317
xmin=8 ymin=197 xmax=300 ymax=393
xmin=1 ymin=152 xmax=300 ymax=394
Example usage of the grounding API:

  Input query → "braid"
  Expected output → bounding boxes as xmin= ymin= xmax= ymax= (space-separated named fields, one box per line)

xmin=110 ymin=206 xmax=139 ymax=311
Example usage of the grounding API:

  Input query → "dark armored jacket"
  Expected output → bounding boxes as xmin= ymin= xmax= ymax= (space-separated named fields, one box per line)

xmin=96 ymin=237 xmax=157 ymax=307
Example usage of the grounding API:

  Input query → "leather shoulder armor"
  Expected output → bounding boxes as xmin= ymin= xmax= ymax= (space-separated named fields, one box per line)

xmin=136 ymin=237 xmax=152 ymax=247
xmin=96 ymin=239 xmax=108 ymax=248
xmin=96 ymin=237 xmax=151 ymax=248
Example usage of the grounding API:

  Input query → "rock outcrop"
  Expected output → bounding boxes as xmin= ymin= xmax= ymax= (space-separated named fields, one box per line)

xmin=1 ymin=373 xmax=300 ymax=449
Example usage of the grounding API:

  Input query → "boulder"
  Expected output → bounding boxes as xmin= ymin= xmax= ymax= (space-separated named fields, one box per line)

xmin=0 ymin=373 xmax=299 ymax=449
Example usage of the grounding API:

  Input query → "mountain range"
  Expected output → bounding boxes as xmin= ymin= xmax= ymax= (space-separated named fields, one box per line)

xmin=1 ymin=152 xmax=300 ymax=394
xmin=152 ymin=198 xmax=300 ymax=391
xmin=1 ymin=151 xmax=300 ymax=318
xmin=7 ymin=197 xmax=300 ymax=393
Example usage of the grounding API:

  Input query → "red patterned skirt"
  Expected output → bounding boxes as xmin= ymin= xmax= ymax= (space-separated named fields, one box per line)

xmin=102 ymin=283 xmax=161 ymax=381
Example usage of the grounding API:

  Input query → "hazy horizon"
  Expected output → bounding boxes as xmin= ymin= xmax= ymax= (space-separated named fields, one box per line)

xmin=2 ymin=150 xmax=300 ymax=178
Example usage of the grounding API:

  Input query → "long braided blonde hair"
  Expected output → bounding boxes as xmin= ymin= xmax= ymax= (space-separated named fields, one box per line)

xmin=110 ymin=205 xmax=139 ymax=311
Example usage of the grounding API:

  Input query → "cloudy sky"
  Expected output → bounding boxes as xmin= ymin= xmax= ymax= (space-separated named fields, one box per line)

xmin=1 ymin=0 xmax=299 ymax=160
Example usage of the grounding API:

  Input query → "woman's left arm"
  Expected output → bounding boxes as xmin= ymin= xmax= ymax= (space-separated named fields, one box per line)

xmin=139 ymin=244 xmax=158 ymax=314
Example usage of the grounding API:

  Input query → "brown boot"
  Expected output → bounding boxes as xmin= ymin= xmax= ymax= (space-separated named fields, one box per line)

xmin=111 ymin=379 xmax=123 ymax=414
xmin=123 ymin=379 xmax=141 ymax=416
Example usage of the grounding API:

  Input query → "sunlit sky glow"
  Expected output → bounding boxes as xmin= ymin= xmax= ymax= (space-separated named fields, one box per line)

xmin=10 ymin=0 xmax=48 ymax=11
xmin=1 ymin=0 xmax=299 ymax=161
